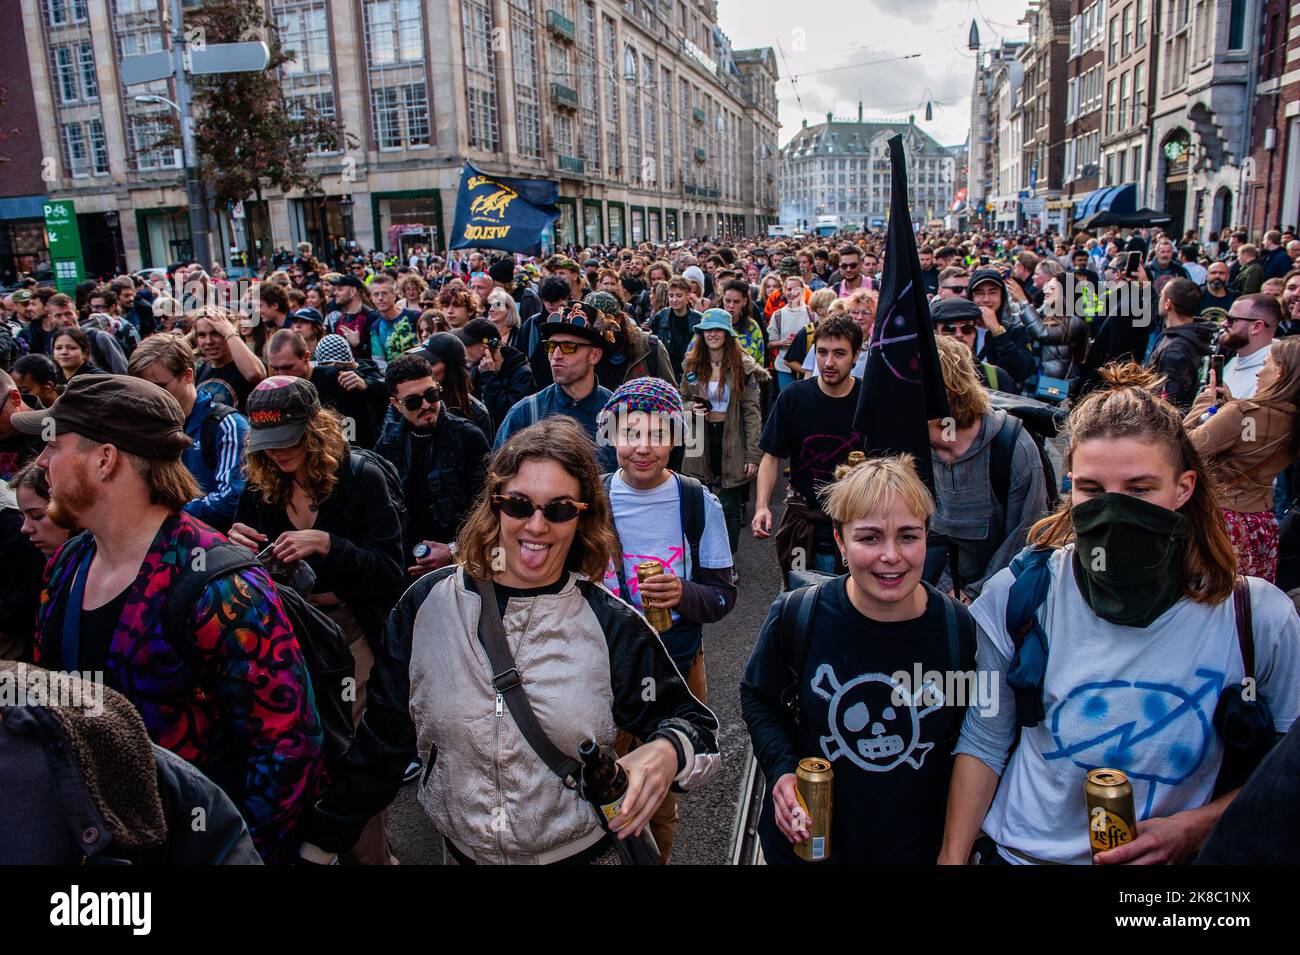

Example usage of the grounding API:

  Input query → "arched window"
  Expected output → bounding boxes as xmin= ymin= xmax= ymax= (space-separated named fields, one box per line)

xmin=623 ymin=46 xmax=637 ymax=82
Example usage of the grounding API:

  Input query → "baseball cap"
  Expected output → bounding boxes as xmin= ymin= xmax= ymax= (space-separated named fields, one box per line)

xmin=453 ymin=318 xmax=501 ymax=349
xmin=10 ymin=374 xmax=189 ymax=460
xmin=291 ymin=307 xmax=324 ymax=326
xmin=244 ymin=376 xmax=321 ymax=452
xmin=10 ymin=289 xmax=32 ymax=304
xmin=328 ymin=274 xmax=367 ymax=291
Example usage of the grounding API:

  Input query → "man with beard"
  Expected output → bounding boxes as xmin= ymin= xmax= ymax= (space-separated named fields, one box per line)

xmin=327 ymin=274 xmax=381 ymax=360
xmin=752 ymin=314 xmax=864 ymax=583
xmin=375 ymin=354 xmax=489 ymax=575
xmin=493 ymin=301 xmax=617 ymax=472
xmin=1220 ymin=294 xmax=1284 ymax=400
xmin=0 ymin=370 xmax=43 ymax=481
xmin=1199 ymin=260 xmax=1237 ymax=315
xmin=14 ymin=375 xmax=322 ymax=863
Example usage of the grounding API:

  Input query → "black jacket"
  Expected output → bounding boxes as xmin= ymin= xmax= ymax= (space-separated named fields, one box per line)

xmin=650 ymin=307 xmax=703 ymax=378
xmin=1146 ymin=320 xmax=1214 ymax=413
xmin=233 ymin=450 xmax=405 ymax=646
xmin=469 ymin=344 xmax=535 ymax=428
xmin=1023 ymin=308 xmax=1089 ymax=389
xmin=968 ymin=269 xmax=1036 ymax=389
xmin=374 ymin=408 xmax=489 ymax=551
xmin=309 ymin=362 xmax=389 ymax=449
xmin=0 ymin=663 xmax=260 ymax=864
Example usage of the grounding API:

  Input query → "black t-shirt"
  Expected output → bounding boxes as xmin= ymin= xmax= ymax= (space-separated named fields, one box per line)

xmin=493 ymin=577 xmax=567 ymax=616
xmin=196 ymin=361 xmax=254 ymax=413
xmin=759 ymin=378 xmax=863 ymax=511
xmin=41 ymin=571 xmax=131 ymax=673
xmin=759 ymin=578 xmax=973 ymax=865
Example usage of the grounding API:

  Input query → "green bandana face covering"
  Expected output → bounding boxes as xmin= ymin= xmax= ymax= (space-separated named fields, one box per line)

xmin=1071 ymin=492 xmax=1189 ymax=628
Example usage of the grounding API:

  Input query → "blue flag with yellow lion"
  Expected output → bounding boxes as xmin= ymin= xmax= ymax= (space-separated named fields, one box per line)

xmin=449 ymin=162 xmax=561 ymax=254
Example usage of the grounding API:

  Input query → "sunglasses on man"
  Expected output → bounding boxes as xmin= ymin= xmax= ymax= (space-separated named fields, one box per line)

xmin=941 ymin=284 xmax=969 ymax=294
xmin=543 ymin=340 xmax=594 ymax=355
xmin=938 ymin=322 xmax=977 ymax=336
xmin=491 ymin=494 xmax=588 ymax=523
xmin=398 ymin=385 xmax=442 ymax=412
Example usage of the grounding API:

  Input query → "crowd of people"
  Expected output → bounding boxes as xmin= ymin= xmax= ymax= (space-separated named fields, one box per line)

xmin=0 ymin=219 xmax=1298 ymax=865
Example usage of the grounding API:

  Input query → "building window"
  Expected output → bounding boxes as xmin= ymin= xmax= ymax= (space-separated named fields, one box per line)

xmin=1135 ymin=0 xmax=1147 ymax=46
xmin=1227 ymin=0 xmax=1246 ymax=50
xmin=276 ymin=1 xmax=332 ymax=76
xmin=87 ymin=118 xmax=109 ymax=176
xmin=603 ymin=15 xmax=620 ymax=175
xmin=52 ymin=44 xmax=97 ymax=104
xmin=364 ymin=0 xmax=423 ymax=66
xmin=1121 ymin=6 xmax=1132 ymax=58
xmin=371 ymin=87 xmax=402 ymax=149
xmin=403 ymin=83 xmax=430 ymax=145
xmin=510 ymin=3 xmax=542 ymax=159
xmin=1106 ymin=78 xmax=1116 ymax=135
xmin=1131 ymin=63 xmax=1144 ymax=128
xmin=578 ymin=1 xmax=600 ymax=173
xmin=462 ymin=0 xmax=499 ymax=151
xmin=287 ymin=91 xmax=339 ymax=154
xmin=1108 ymin=16 xmax=1118 ymax=64
xmin=130 ymin=112 xmax=179 ymax=171
xmin=46 ymin=0 xmax=89 ymax=28
xmin=62 ymin=122 xmax=89 ymax=178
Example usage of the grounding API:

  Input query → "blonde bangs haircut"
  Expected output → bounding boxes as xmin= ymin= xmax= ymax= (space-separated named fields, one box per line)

xmin=818 ymin=453 xmax=935 ymax=534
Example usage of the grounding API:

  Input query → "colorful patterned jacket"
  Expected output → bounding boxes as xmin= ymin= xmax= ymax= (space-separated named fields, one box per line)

xmin=35 ymin=513 xmax=323 ymax=864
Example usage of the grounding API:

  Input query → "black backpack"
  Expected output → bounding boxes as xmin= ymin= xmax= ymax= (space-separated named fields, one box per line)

xmin=986 ymin=391 xmax=1066 ymax=516
xmin=163 ymin=540 xmax=356 ymax=775
xmin=349 ymin=447 xmax=407 ymax=543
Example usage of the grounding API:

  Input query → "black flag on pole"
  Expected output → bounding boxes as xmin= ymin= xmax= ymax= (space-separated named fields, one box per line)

xmin=853 ymin=134 xmax=950 ymax=491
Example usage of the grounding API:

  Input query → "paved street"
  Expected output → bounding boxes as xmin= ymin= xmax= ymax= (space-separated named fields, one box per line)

xmin=388 ymin=486 xmax=787 ymax=865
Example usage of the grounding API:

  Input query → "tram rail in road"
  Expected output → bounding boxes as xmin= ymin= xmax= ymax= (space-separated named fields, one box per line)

xmin=729 ymin=753 xmax=766 ymax=865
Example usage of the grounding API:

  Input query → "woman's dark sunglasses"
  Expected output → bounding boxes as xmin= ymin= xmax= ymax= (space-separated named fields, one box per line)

xmin=399 ymin=386 xmax=441 ymax=411
xmin=543 ymin=340 xmax=593 ymax=355
xmin=492 ymin=494 xmax=588 ymax=523
xmin=938 ymin=322 xmax=977 ymax=336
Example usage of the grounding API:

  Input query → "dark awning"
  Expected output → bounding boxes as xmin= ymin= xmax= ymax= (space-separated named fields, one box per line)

xmin=1073 ymin=183 xmax=1137 ymax=221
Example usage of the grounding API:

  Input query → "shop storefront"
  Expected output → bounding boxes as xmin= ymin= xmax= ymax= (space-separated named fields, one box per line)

xmin=372 ymin=191 xmax=443 ymax=258
xmin=582 ymin=199 xmax=604 ymax=245
xmin=0 ymin=195 xmax=51 ymax=283
xmin=290 ymin=196 xmax=354 ymax=267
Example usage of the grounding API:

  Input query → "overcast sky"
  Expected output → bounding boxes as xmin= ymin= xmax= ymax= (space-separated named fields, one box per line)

xmin=717 ymin=0 xmax=1029 ymax=148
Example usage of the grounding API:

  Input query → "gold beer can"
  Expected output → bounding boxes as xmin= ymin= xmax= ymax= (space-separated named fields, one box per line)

xmin=846 ymin=451 xmax=866 ymax=468
xmin=794 ymin=757 xmax=833 ymax=862
xmin=635 ymin=560 xmax=674 ymax=633
xmin=1085 ymin=768 xmax=1136 ymax=855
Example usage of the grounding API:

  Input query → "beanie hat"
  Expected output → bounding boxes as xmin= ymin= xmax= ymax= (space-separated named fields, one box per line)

xmin=682 ymin=265 xmax=705 ymax=289
xmin=599 ymin=375 xmax=685 ymax=429
xmin=313 ymin=334 xmax=354 ymax=364
xmin=487 ymin=259 xmax=514 ymax=284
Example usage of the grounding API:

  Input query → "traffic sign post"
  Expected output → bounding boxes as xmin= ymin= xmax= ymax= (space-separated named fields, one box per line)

xmin=118 ymin=1 xmax=271 ymax=271
xmin=43 ymin=200 xmax=85 ymax=294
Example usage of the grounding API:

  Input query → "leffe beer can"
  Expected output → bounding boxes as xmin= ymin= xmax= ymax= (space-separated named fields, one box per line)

xmin=635 ymin=560 xmax=674 ymax=633
xmin=794 ymin=757 xmax=833 ymax=862
xmin=1085 ymin=768 xmax=1136 ymax=856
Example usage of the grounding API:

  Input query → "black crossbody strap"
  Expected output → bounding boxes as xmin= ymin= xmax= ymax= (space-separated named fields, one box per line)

xmin=471 ymin=576 xmax=582 ymax=787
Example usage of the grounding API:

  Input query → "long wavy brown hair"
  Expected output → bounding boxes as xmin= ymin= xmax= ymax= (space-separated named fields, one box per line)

xmin=684 ymin=325 xmax=746 ymax=394
xmin=1029 ymin=362 xmax=1236 ymax=605
xmin=244 ymin=409 xmax=348 ymax=508
xmin=456 ymin=417 xmax=617 ymax=582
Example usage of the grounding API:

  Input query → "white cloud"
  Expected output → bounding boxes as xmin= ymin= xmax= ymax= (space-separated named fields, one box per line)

xmin=717 ymin=0 xmax=1029 ymax=148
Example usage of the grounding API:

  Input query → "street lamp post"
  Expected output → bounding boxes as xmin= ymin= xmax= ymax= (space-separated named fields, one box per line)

xmin=133 ymin=91 xmax=208 ymax=267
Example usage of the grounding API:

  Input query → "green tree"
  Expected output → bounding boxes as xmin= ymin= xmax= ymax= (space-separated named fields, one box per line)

xmin=184 ymin=0 xmax=353 ymax=266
